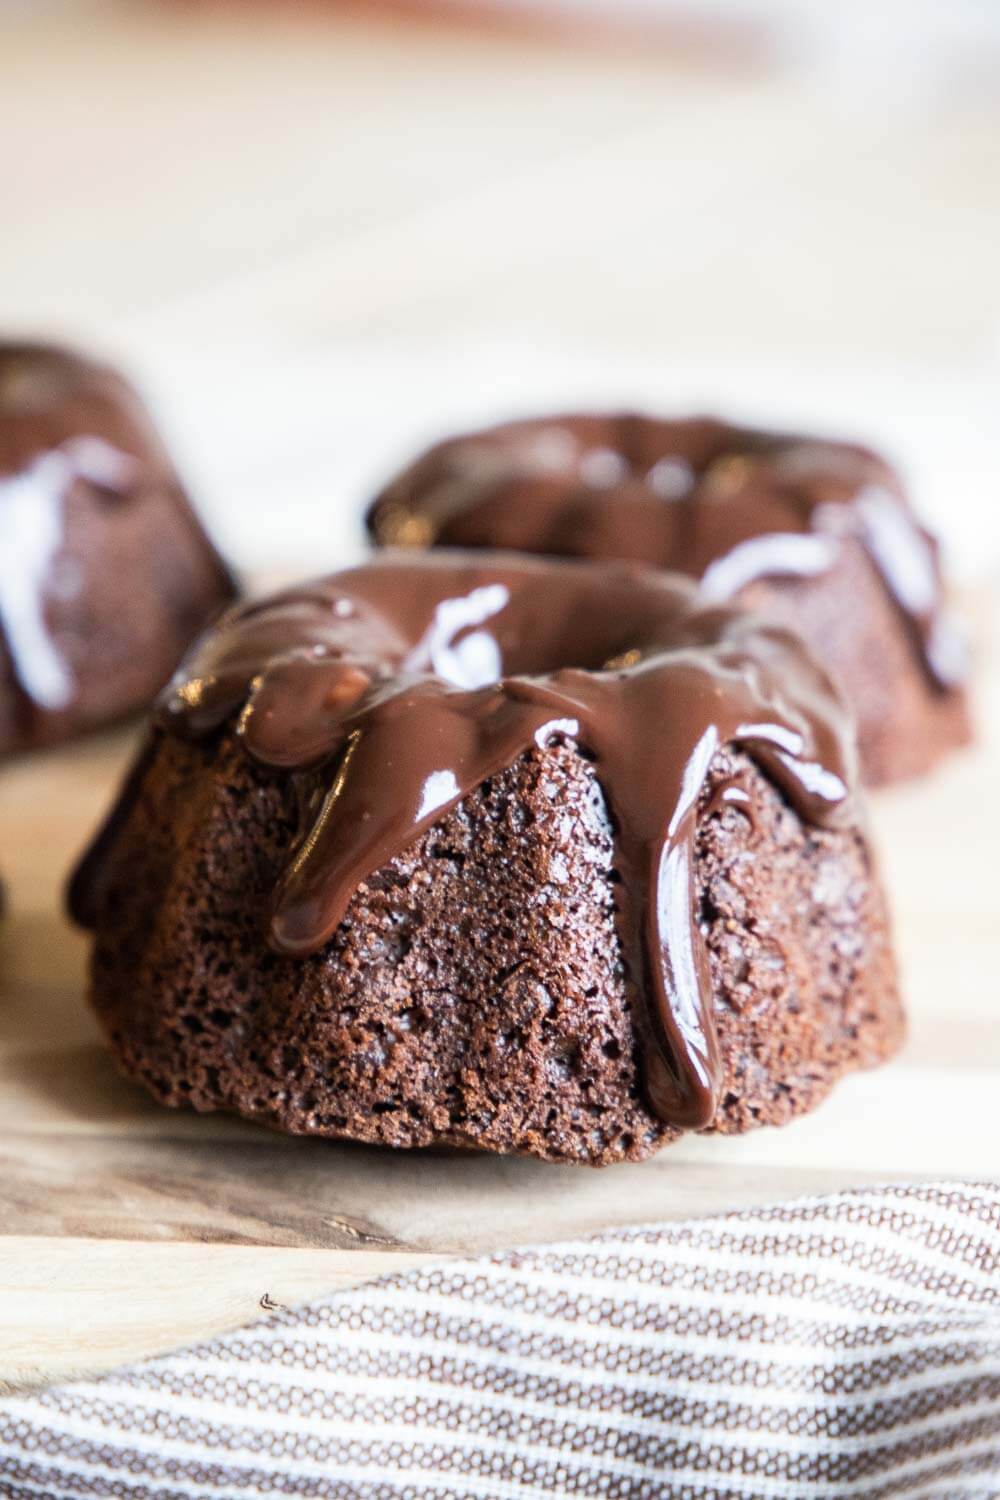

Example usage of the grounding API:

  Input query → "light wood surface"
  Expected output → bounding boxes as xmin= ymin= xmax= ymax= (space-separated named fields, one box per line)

xmin=3 ymin=4 xmax=999 ymax=366
xmin=0 ymin=595 xmax=996 ymax=1392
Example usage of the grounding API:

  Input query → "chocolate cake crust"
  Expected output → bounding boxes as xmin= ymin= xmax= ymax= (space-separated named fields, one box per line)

xmin=71 ymin=554 xmax=902 ymax=1163
xmin=73 ymin=732 xmax=900 ymax=1165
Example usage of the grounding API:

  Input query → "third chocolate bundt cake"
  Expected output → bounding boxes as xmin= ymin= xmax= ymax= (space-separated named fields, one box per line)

xmin=0 ymin=341 xmax=236 ymax=755
xmin=368 ymin=414 xmax=972 ymax=786
xmin=70 ymin=553 xmax=901 ymax=1165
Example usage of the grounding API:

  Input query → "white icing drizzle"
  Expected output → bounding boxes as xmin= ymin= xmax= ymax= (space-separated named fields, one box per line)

xmin=406 ymin=581 xmax=509 ymax=688
xmin=0 ymin=437 xmax=137 ymax=709
xmin=699 ymin=532 xmax=840 ymax=605
xmin=578 ymin=446 xmax=630 ymax=487
xmin=647 ymin=456 xmax=695 ymax=499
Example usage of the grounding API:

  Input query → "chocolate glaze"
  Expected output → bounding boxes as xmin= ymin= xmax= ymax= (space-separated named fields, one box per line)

xmin=368 ymin=413 xmax=966 ymax=693
xmin=0 ymin=342 xmax=228 ymax=713
xmin=72 ymin=552 xmax=858 ymax=1130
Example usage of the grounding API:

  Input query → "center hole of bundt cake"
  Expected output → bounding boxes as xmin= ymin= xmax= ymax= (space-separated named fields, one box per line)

xmin=502 ymin=416 xmax=704 ymax=504
xmin=408 ymin=576 xmax=643 ymax=689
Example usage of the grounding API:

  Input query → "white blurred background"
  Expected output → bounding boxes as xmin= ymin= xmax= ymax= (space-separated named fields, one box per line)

xmin=2 ymin=0 xmax=998 ymax=578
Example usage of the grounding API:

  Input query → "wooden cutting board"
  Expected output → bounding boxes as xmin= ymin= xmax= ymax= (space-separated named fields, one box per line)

xmin=1 ymin=596 xmax=997 ymax=1392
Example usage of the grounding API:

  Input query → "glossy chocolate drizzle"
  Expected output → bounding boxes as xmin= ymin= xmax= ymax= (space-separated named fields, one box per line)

xmin=77 ymin=553 xmax=858 ymax=1130
xmin=0 ymin=344 xmax=173 ymax=710
xmin=368 ymin=413 xmax=966 ymax=693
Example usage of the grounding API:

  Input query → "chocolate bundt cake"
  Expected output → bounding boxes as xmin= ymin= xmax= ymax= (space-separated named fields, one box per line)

xmin=0 ymin=341 xmax=236 ymax=755
xmin=368 ymin=414 xmax=972 ymax=786
xmin=70 ymin=554 xmax=902 ymax=1165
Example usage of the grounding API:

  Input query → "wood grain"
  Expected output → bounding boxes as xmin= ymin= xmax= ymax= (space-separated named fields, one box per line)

xmin=0 ymin=597 xmax=996 ymax=1391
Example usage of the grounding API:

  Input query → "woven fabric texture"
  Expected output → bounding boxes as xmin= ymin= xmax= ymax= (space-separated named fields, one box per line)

xmin=2 ymin=1182 xmax=999 ymax=1500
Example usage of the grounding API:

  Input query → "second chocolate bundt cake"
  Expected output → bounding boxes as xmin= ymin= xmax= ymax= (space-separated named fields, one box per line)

xmin=70 ymin=554 xmax=902 ymax=1165
xmin=0 ymin=341 xmax=236 ymax=755
xmin=368 ymin=414 xmax=972 ymax=786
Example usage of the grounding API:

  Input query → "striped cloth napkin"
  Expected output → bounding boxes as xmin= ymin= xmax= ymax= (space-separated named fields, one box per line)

xmin=1 ymin=1182 xmax=998 ymax=1499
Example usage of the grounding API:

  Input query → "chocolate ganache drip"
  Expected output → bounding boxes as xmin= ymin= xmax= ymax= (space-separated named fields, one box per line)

xmin=73 ymin=553 xmax=857 ymax=1130
xmin=368 ymin=413 xmax=966 ymax=693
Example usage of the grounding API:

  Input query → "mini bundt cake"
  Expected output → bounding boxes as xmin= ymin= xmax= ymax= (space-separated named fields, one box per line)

xmin=0 ymin=341 xmax=236 ymax=755
xmin=368 ymin=414 xmax=972 ymax=786
xmin=70 ymin=554 xmax=902 ymax=1166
